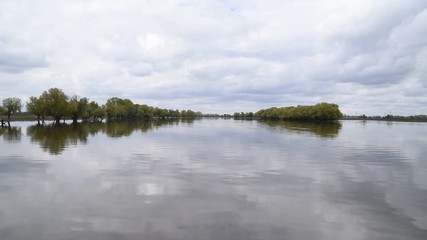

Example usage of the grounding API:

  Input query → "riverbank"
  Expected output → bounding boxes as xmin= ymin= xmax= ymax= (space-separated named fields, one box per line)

xmin=0 ymin=112 xmax=52 ymax=122
xmin=3 ymin=113 xmax=427 ymax=123
xmin=343 ymin=115 xmax=427 ymax=122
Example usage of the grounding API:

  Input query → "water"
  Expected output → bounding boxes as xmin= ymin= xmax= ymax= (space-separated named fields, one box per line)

xmin=0 ymin=119 xmax=426 ymax=240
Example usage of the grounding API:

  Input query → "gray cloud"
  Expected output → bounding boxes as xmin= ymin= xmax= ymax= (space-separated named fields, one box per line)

xmin=0 ymin=0 xmax=426 ymax=115
xmin=0 ymin=37 xmax=48 ymax=73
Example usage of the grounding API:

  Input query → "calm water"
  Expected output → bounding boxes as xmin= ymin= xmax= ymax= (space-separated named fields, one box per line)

xmin=0 ymin=119 xmax=427 ymax=240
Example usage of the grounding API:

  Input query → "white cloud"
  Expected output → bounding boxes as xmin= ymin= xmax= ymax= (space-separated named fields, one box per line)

xmin=0 ymin=0 xmax=426 ymax=115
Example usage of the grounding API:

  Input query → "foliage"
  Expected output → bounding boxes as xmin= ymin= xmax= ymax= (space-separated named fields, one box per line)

xmin=23 ymin=88 xmax=201 ymax=124
xmin=69 ymin=96 xmax=90 ymax=123
xmin=41 ymin=88 xmax=69 ymax=123
xmin=344 ymin=114 xmax=427 ymax=122
xmin=255 ymin=103 xmax=343 ymax=121
xmin=105 ymin=97 xmax=134 ymax=120
xmin=233 ymin=112 xmax=254 ymax=119
xmin=203 ymin=113 xmax=233 ymax=118
xmin=26 ymin=96 xmax=47 ymax=124
xmin=87 ymin=101 xmax=106 ymax=122
xmin=2 ymin=97 xmax=22 ymax=119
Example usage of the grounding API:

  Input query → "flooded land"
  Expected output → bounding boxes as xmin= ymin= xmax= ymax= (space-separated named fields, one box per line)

xmin=1 ymin=119 xmax=427 ymax=240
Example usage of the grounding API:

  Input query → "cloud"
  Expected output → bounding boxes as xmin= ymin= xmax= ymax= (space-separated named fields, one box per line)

xmin=0 ymin=36 xmax=48 ymax=73
xmin=127 ymin=62 xmax=155 ymax=77
xmin=0 ymin=0 xmax=426 ymax=115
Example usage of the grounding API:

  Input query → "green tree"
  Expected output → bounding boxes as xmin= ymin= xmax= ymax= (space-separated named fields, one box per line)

xmin=2 ymin=97 xmax=22 ymax=120
xmin=255 ymin=103 xmax=343 ymax=121
xmin=126 ymin=103 xmax=139 ymax=119
xmin=139 ymin=104 xmax=154 ymax=119
xmin=93 ymin=106 xmax=107 ymax=122
xmin=154 ymin=107 xmax=168 ymax=119
xmin=69 ymin=96 xmax=89 ymax=123
xmin=105 ymin=97 xmax=131 ymax=120
xmin=87 ymin=101 xmax=106 ymax=122
xmin=26 ymin=96 xmax=47 ymax=124
xmin=41 ymin=88 xmax=69 ymax=123
xmin=181 ymin=109 xmax=196 ymax=118
xmin=168 ymin=109 xmax=180 ymax=118
xmin=79 ymin=97 xmax=90 ymax=121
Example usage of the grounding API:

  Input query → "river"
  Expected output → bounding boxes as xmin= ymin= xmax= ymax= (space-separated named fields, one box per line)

xmin=0 ymin=119 xmax=426 ymax=240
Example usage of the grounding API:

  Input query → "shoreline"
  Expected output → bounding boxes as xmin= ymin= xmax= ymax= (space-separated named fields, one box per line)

xmin=2 ymin=114 xmax=427 ymax=124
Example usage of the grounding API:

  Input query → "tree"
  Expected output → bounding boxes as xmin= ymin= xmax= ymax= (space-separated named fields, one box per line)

xmin=106 ymin=97 xmax=125 ymax=120
xmin=2 ymin=97 xmax=22 ymax=120
xmin=27 ymin=96 xmax=47 ymax=124
xmin=41 ymin=88 xmax=69 ymax=123
xmin=255 ymin=103 xmax=343 ymax=121
xmin=168 ymin=109 xmax=180 ymax=118
xmin=105 ymin=97 xmax=137 ymax=120
xmin=139 ymin=104 xmax=154 ymax=119
xmin=154 ymin=107 xmax=168 ymax=119
xmin=92 ymin=106 xmax=107 ymax=122
xmin=69 ymin=96 xmax=89 ymax=124
xmin=126 ymin=103 xmax=139 ymax=119
xmin=78 ymin=97 xmax=90 ymax=121
xmin=181 ymin=109 xmax=196 ymax=118
xmin=87 ymin=101 xmax=105 ymax=122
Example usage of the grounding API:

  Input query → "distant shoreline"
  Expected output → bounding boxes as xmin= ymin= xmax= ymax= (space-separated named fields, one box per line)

xmin=343 ymin=115 xmax=427 ymax=122
xmin=1 ymin=112 xmax=52 ymax=122
xmin=2 ymin=113 xmax=427 ymax=123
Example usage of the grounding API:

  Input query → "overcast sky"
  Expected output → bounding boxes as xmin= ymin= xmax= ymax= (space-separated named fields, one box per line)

xmin=0 ymin=0 xmax=426 ymax=115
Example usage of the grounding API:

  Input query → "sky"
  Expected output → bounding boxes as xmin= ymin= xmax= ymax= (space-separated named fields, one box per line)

xmin=0 ymin=0 xmax=426 ymax=115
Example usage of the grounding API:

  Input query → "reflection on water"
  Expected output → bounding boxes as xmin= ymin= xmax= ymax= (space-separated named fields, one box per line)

xmin=0 ymin=126 xmax=22 ymax=142
xmin=0 ymin=120 xmax=427 ymax=240
xmin=259 ymin=120 xmax=342 ymax=138
xmin=26 ymin=120 xmax=188 ymax=154
xmin=103 ymin=120 xmax=191 ymax=138
xmin=27 ymin=124 xmax=91 ymax=154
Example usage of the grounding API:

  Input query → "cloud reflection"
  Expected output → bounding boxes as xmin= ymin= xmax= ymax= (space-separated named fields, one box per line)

xmin=0 ymin=120 xmax=426 ymax=240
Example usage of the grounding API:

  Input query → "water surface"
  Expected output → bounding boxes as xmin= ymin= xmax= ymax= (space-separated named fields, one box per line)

xmin=0 ymin=119 xmax=426 ymax=240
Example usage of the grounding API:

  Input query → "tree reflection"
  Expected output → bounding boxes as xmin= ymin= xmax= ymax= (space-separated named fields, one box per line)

xmin=104 ymin=121 xmax=139 ymax=137
xmin=27 ymin=124 xmax=86 ymax=154
xmin=26 ymin=120 xmax=182 ymax=154
xmin=0 ymin=126 xmax=22 ymax=142
xmin=103 ymin=120 xmax=183 ymax=137
xmin=260 ymin=120 xmax=342 ymax=138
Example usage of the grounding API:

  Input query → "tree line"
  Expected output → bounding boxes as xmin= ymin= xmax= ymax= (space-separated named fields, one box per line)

xmin=344 ymin=114 xmax=427 ymax=122
xmin=235 ymin=103 xmax=343 ymax=121
xmin=1 ymin=88 xmax=202 ymax=124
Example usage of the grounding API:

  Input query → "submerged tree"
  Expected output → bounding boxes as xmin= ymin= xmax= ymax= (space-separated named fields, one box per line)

xmin=255 ymin=103 xmax=343 ymax=121
xmin=105 ymin=97 xmax=129 ymax=120
xmin=87 ymin=101 xmax=106 ymax=122
xmin=23 ymin=88 xmax=201 ymax=123
xmin=41 ymin=88 xmax=69 ymax=123
xmin=27 ymin=96 xmax=47 ymax=124
xmin=69 ymin=96 xmax=90 ymax=124
xmin=2 ymin=97 xmax=22 ymax=120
